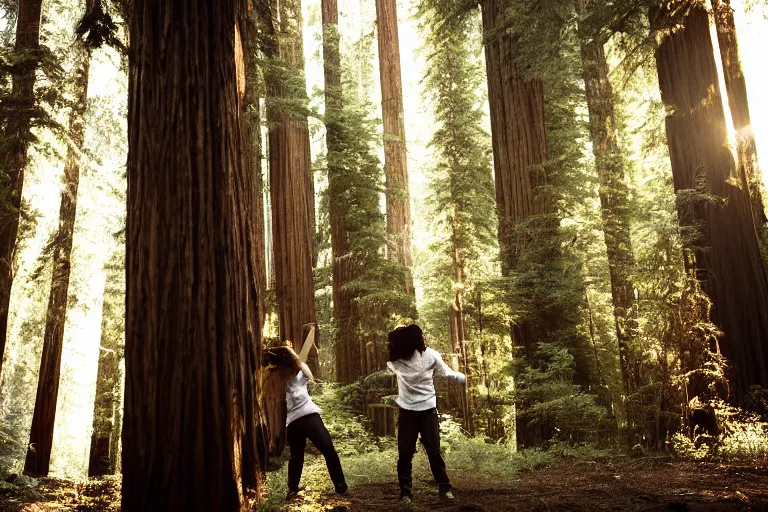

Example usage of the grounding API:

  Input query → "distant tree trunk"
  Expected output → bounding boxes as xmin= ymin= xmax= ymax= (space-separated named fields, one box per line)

xmin=449 ymin=206 xmax=474 ymax=434
xmin=577 ymin=1 xmax=642 ymax=408
xmin=712 ymin=0 xmax=766 ymax=239
xmin=0 ymin=0 xmax=44 ymax=379
xmin=23 ymin=46 xmax=90 ymax=478
xmin=650 ymin=2 xmax=768 ymax=404
xmin=263 ymin=0 xmax=319 ymax=375
xmin=88 ymin=249 xmax=124 ymax=477
xmin=245 ymin=4 xmax=267 ymax=333
xmin=321 ymin=0 xmax=360 ymax=384
xmin=375 ymin=0 xmax=413 ymax=294
xmin=122 ymin=1 xmax=262 ymax=509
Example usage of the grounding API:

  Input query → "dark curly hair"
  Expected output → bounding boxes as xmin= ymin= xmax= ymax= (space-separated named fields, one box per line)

xmin=388 ymin=324 xmax=427 ymax=362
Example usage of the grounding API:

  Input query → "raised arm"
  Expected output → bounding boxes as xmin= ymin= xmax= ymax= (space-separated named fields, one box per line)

xmin=299 ymin=362 xmax=315 ymax=383
xmin=430 ymin=349 xmax=466 ymax=384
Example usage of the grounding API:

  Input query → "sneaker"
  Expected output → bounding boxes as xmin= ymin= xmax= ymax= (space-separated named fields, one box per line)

xmin=285 ymin=490 xmax=299 ymax=502
xmin=440 ymin=490 xmax=455 ymax=501
xmin=400 ymin=495 xmax=413 ymax=506
xmin=335 ymin=482 xmax=349 ymax=495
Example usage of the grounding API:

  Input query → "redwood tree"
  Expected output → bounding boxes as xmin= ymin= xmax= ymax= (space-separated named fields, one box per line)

xmin=321 ymin=0 xmax=360 ymax=384
xmin=0 ymin=0 xmax=44 ymax=378
xmin=650 ymin=1 xmax=768 ymax=404
xmin=261 ymin=0 xmax=319 ymax=374
xmin=577 ymin=0 xmax=642 ymax=411
xmin=480 ymin=0 xmax=592 ymax=386
xmin=375 ymin=0 xmax=414 ymax=294
xmin=712 ymin=0 xmax=766 ymax=239
xmin=122 ymin=1 xmax=262 ymax=509
xmin=23 ymin=39 xmax=90 ymax=478
xmin=88 ymin=247 xmax=124 ymax=477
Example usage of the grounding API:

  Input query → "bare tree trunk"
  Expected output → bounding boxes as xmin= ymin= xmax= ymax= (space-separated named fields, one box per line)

xmin=263 ymin=0 xmax=319 ymax=375
xmin=122 ymin=1 xmax=262 ymax=509
xmin=88 ymin=248 xmax=124 ymax=477
xmin=650 ymin=1 xmax=768 ymax=404
xmin=322 ymin=0 xmax=362 ymax=384
xmin=577 ymin=0 xmax=642 ymax=416
xmin=23 ymin=45 xmax=90 ymax=477
xmin=376 ymin=0 xmax=413 ymax=294
xmin=711 ymin=0 xmax=766 ymax=240
xmin=0 ymin=0 xmax=44 ymax=378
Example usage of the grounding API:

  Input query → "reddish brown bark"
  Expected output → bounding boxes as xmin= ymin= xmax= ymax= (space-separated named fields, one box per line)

xmin=577 ymin=1 xmax=642 ymax=400
xmin=376 ymin=0 xmax=414 ymax=294
xmin=321 ymin=0 xmax=361 ymax=384
xmin=263 ymin=0 xmax=319 ymax=375
xmin=23 ymin=45 xmax=90 ymax=477
xmin=122 ymin=1 xmax=262 ymax=509
xmin=712 ymin=0 xmax=766 ymax=239
xmin=0 ymin=0 xmax=44 ymax=378
xmin=650 ymin=2 xmax=768 ymax=403
xmin=481 ymin=0 xmax=547 ymax=356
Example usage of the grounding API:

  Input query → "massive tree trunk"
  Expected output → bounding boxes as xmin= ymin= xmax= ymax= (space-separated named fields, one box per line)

xmin=122 ymin=1 xmax=262 ymax=509
xmin=88 ymin=249 xmax=125 ymax=477
xmin=712 ymin=0 xmax=766 ymax=239
xmin=263 ymin=0 xmax=319 ymax=374
xmin=481 ymin=0 xmax=547 ymax=356
xmin=23 ymin=45 xmax=90 ymax=477
xmin=375 ymin=0 xmax=413 ymax=294
xmin=577 ymin=1 xmax=642 ymax=405
xmin=650 ymin=1 xmax=768 ymax=404
xmin=321 ymin=0 xmax=360 ymax=384
xmin=0 ymin=0 xmax=44 ymax=378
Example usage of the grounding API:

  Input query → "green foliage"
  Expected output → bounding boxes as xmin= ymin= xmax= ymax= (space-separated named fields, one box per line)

xmin=513 ymin=342 xmax=610 ymax=446
xmin=317 ymin=23 xmax=416 ymax=353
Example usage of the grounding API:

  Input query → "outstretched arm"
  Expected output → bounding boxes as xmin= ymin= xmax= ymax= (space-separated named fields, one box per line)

xmin=430 ymin=349 xmax=466 ymax=384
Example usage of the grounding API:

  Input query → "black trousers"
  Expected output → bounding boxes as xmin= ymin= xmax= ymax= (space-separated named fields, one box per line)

xmin=397 ymin=407 xmax=451 ymax=497
xmin=287 ymin=413 xmax=346 ymax=493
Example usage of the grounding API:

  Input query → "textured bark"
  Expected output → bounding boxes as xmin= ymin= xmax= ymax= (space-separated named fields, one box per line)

xmin=376 ymin=0 xmax=413 ymax=294
xmin=88 ymin=249 xmax=125 ymax=477
xmin=122 ymin=1 xmax=262 ymax=509
xmin=263 ymin=0 xmax=319 ymax=375
xmin=245 ymin=4 xmax=267 ymax=336
xmin=712 ymin=0 xmax=766 ymax=239
xmin=23 ymin=47 xmax=90 ymax=477
xmin=577 ymin=1 xmax=642 ymax=399
xmin=651 ymin=2 xmax=768 ymax=403
xmin=0 ymin=0 xmax=44 ymax=378
xmin=322 ymin=0 xmax=361 ymax=384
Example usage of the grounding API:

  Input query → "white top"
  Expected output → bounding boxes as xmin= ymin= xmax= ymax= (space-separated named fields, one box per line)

xmin=286 ymin=363 xmax=321 ymax=426
xmin=387 ymin=347 xmax=466 ymax=411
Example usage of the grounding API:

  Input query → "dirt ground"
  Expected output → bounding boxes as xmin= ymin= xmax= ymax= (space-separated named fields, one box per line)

xmin=1 ymin=459 xmax=768 ymax=511
xmin=296 ymin=459 xmax=768 ymax=512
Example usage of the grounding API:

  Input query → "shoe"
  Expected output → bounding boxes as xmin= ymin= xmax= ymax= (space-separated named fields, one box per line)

xmin=285 ymin=490 xmax=299 ymax=502
xmin=400 ymin=495 xmax=413 ymax=506
xmin=440 ymin=490 xmax=455 ymax=501
xmin=335 ymin=482 xmax=349 ymax=495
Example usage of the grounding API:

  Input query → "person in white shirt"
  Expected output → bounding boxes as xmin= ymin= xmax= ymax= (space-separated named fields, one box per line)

xmin=386 ymin=324 xmax=466 ymax=505
xmin=263 ymin=346 xmax=347 ymax=501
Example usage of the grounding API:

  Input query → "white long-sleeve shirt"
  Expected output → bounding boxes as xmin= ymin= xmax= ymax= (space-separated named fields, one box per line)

xmin=286 ymin=363 xmax=321 ymax=426
xmin=386 ymin=347 xmax=466 ymax=411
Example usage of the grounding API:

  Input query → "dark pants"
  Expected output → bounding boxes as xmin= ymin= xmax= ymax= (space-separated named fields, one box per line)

xmin=287 ymin=413 xmax=346 ymax=493
xmin=397 ymin=407 xmax=451 ymax=498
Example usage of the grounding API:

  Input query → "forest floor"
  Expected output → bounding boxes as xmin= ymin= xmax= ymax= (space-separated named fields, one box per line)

xmin=1 ymin=457 xmax=768 ymax=511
